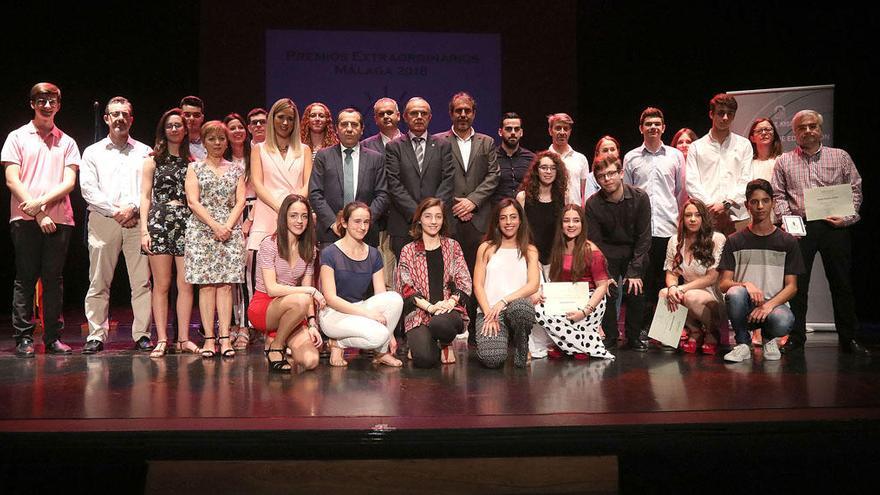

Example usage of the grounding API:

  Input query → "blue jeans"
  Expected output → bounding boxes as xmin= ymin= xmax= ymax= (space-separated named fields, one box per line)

xmin=725 ymin=285 xmax=794 ymax=345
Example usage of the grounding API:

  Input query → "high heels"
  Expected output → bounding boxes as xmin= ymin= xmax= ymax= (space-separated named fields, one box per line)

xmin=218 ymin=335 xmax=235 ymax=358
xmin=200 ymin=336 xmax=216 ymax=358
xmin=265 ymin=348 xmax=291 ymax=373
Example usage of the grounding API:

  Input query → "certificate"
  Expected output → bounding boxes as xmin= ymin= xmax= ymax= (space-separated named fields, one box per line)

xmin=782 ymin=215 xmax=806 ymax=236
xmin=803 ymin=184 xmax=856 ymax=221
xmin=542 ymin=282 xmax=591 ymax=315
xmin=646 ymin=297 xmax=689 ymax=348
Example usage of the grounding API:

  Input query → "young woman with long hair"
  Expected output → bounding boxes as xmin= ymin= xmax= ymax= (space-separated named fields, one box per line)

xmin=659 ymin=198 xmax=726 ymax=355
xmin=516 ymin=150 xmax=569 ymax=268
xmin=472 ymin=198 xmax=540 ymax=368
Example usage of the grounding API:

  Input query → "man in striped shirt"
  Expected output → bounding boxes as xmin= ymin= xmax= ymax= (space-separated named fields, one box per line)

xmin=771 ymin=110 xmax=868 ymax=356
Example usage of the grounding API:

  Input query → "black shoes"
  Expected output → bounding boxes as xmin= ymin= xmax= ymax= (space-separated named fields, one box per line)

xmin=82 ymin=340 xmax=104 ymax=354
xmin=15 ymin=338 xmax=35 ymax=358
xmin=603 ymin=338 xmax=618 ymax=350
xmin=134 ymin=336 xmax=155 ymax=352
xmin=628 ymin=339 xmax=649 ymax=352
xmin=46 ymin=339 xmax=72 ymax=354
xmin=841 ymin=339 xmax=871 ymax=356
xmin=781 ymin=340 xmax=805 ymax=354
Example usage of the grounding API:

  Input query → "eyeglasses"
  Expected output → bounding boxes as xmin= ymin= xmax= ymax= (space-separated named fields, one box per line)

xmin=249 ymin=119 xmax=267 ymax=126
xmin=752 ymin=128 xmax=774 ymax=135
xmin=595 ymin=169 xmax=620 ymax=180
xmin=34 ymin=97 xmax=59 ymax=108
xmin=108 ymin=111 xmax=131 ymax=119
xmin=165 ymin=122 xmax=184 ymax=130
xmin=538 ymin=165 xmax=556 ymax=172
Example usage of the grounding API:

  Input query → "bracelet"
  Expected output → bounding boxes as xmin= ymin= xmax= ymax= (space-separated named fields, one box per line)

xmin=581 ymin=309 xmax=587 ymax=318
xmin=500 ymin=298 xmax=509 ymax=307
xmin=307 ymin=315 xmax=316 ymax=322
xmin=585 ymin=304 xmax=595 ymax=314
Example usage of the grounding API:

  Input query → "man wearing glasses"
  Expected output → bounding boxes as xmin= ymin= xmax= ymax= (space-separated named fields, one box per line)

xmin=246 ymin=108 xmax=267 ymax=145
xmin=1 ymin=82 xmax=80 ymax=357
xmin=493 ymin=112 xmax=535 ymax=203
xmin=771 ymin=110 xmax=869 ymax=356
xmin=180 ymin=95 xmax=206 ymax=160
xmin=79 ymin=97 xmax=154 ymax=354
xmin=585 ymin=157 xmax=652 ymax=351
xmin=685 ymin=93 xmax=753 ymax=235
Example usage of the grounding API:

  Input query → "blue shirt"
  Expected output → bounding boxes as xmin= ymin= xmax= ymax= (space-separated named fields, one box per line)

xmin=320 ymin=243 xmax=384 ymax=303
xmin=623 ymin=144 xmax=684 ymax=237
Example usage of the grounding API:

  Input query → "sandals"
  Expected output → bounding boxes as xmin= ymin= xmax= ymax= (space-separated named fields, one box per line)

xmin=327 ymin=339 xmax=348 ymax=367
xmin=373 ymin=352 xmax=403 ymax=367
xmin=176 ymin=340 xmax=201 ymax=355
xmin=201 ymin=336 xmax=216 ymax=358
xmin=150 ymin=340 xmax=168 ymax=358
xmin=440 ymin=345 xmax=456 ymax=364
xmin=265 ymin=348 xmax=291 ymax=373
xmin=232 ymin=331 xmax=250 ymax=350
xmin=218 ymin=335 xmax=235 ymax=358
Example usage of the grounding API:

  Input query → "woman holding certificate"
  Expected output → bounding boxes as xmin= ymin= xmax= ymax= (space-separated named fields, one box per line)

xmin=659 ymin=198 xmax=726 ymax=355
xmin=395 ymin=197 xmax=472 ymax=368
xmin=472 ymin=198 xmax=540 ymax=368
xmin=534 ymin=205 xmax=615 ymax=359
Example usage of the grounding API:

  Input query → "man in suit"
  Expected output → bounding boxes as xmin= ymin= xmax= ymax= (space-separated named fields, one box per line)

xmin=361 ymin=97 xmax=402 ymax=155
xmin=434 ymin=92 xmax=500 ymax=337
xmin=309 ymin=108 xmax=389 ymax=247
xmin=385 ymin=97 xmax=455 ymax=258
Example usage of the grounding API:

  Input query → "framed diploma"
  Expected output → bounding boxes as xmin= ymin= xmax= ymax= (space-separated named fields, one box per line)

xmin=782 ymin=215 xmax=806 ymax=236
xmin=542 ymin=282 xmax=591 ymax=315
xmin=803 ymin=184 xmax=856 ymax=221
xmin=647 ymin=297 xmax=689 ymax=348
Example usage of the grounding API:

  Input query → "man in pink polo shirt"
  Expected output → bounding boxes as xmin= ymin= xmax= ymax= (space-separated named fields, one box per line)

xmin=1 ymin=82 xmax=80 ymax=357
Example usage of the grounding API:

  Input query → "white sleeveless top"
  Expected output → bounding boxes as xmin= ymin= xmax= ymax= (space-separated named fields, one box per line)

xmin=483 ymin=246 xmax=528 ymax=310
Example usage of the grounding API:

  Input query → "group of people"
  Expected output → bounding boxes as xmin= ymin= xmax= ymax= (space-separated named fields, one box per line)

xmin=2 ymin=82 xmax=868 ymax=375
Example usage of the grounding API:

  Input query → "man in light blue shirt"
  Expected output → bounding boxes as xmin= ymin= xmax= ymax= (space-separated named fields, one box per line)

xmin=623 ymin=107 xmax=685 ymax=338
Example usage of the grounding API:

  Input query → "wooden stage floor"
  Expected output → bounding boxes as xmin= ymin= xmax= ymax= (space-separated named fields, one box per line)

xmin=1 ymin=310 xmax=879 ymax=493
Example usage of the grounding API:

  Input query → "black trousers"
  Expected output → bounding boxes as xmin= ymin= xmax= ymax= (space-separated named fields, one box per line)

xmin=10 ymin=220 xmax=72 ymax=344
xmin=452 ymin=220 xmax=482 ymax=337
xmin=642 ymin=236 xmax=670 ymax=328
xmin=789 ymin=221 xmax=858 ymax=345
xmin=407 ymin=312 xmax=463 ymax=368
xmin=601 ymin=256 xmax=646 ymax=343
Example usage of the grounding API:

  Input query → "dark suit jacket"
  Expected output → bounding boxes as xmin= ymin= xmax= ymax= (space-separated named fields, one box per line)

xmin=360 ymin=133 xmax=386 ymax=155
xmin=384 ymin=133 xmax=455 ymax=238
xmin=309 ymin=144 xmax=389 ymax=246
xmin=433 ymin=130 xmax=499 ymax=232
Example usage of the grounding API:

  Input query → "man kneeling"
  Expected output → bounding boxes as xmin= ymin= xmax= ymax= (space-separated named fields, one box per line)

xmin=717 ymin=179 xmax=804 ymax=362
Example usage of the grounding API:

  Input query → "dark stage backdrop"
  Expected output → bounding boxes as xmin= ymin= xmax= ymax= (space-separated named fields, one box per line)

xmin=1 ymin=1 xmax=878 ymax=322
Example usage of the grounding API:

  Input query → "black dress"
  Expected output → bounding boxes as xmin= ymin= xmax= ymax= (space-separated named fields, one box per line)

xmin=145 ymin=154 xmax=191 ymax=256
xmin=524 ymin=198 xmax=559 ymax=265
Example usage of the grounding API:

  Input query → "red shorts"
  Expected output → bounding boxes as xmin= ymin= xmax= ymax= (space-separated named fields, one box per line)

xmin=248 ymin=290 xmax=308 ymax=338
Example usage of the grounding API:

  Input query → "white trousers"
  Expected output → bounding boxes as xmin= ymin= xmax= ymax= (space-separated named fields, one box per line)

xmin=319 ymin=291 xmax=403 ymax=352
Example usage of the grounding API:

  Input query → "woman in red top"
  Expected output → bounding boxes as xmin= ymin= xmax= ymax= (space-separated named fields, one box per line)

xmin=534 ymin=204 xmax=614 ymax=359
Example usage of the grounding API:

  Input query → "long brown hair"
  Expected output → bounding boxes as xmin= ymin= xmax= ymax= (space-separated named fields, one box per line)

xmin=409 ymin=197 xmax=448 ymax=239
xmin=483 ymin=197 xmax=531 ymax=258
xmin=152 ymin=108 xmax=191 ymax=161
xmin=519 ymin=151 xmax=568 ymax=213
xmin=672 ymin=198 xmax=716 ymax=271
xmin=747 ymin=117 xmax=783 ymax=159
xmin=549 ymin=204 xmax=594 ymax=281
xmin=275 ymin=194 xmax=316 ymax=264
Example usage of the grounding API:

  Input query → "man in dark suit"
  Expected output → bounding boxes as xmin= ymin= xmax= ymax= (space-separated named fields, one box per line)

xmin=385 ymin=97 xmax=455 ymax=258
xmin=309 ymin=108 xmax=388 ymax=247
xmin=361 ymin=97 xmax=402 ymax=155
xmin=434 ymin=92 xmax=500 ymax=337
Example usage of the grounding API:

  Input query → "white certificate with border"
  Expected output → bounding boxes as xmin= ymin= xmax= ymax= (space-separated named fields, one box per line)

xmin=542 ymin=282 xmax=591 ymax=315
xmin=804 ymin=184 xmax=856 ymax=221
xmin=647 ymin=297 xmax=689 ymax=348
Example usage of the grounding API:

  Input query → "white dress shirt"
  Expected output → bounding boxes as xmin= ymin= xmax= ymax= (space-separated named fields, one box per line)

xmin=549 ymin=144 xmax=597 ymax=205
xmin=685 ymin=131 xmax=753 ymax=221
xmin=80 ymin=136 xmax=152 ymax=217
xmin=452 ymin=127 xmax=475 ymax=172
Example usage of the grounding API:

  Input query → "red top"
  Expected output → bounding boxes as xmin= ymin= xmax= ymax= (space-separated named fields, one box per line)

xmin=558 ymin=249 xmax=609 ymax=289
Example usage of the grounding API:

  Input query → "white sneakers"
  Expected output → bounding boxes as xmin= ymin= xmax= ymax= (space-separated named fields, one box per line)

xmin=724 ymin=339 xmax=782 ymax=362
xmin=763 ymin=338 xmax=781 ymax=361
xmin=724 ymin=343 xmax=752 ymax=363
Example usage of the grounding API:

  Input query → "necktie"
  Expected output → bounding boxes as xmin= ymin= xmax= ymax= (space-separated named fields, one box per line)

xmin=413 ymin=137 xmax=425 ymax=172
xmin=343 ymin=148 xmax=354 ymax=204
